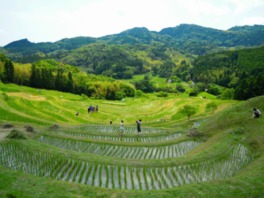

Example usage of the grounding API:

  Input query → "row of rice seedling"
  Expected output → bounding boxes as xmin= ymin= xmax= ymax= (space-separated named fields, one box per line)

xmin=37 ymin=135 xmax=201 ymax=160
xmin=55 ymin=131 xmax=182 ymax=143
xmin=0 ymin=143 xmax=61 ymax=176
xmin=74 ymin=125 xmax=166 ymax=134
xmin=0 ymin=142 xmax=253 ymax=190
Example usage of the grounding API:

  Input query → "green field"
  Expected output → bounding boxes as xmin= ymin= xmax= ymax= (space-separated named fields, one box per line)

xmin=0 ymin=82 xmax=263 ymax=198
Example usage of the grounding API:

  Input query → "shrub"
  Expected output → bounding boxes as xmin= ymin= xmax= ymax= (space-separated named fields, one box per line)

xmin=135 ymin=90 xmax=144 ymax=98
xmin=189 ymin=89 xmax=198 ymax=97
xmin=6 ymin=129 xmax=26 ymax=139
xmin=207 ymin=85 xmax=220 ymax=95
xmin=179 ymin=105 xmax=197 ymax=120
xmin=205 ymin=102 xmax=218 ymax=113
xmin=2 ymin=123 xmax=14 ymax=128
xmin=176 ymin=84 xmax=185 ymax=93
xmin=1 ymin=92 xmax=9 ymax=101
xmin=49 ymin=124 xmax=59 ymax=130
xmin=187 ymin=128 xmax=205 ymax=138
xmin=24 ymin=125 xmax=34 ymax=132
xmin=156 ymin=91 xmax=168 ymax=97
xmin=115 ymin=91 xmax=124 ymax=100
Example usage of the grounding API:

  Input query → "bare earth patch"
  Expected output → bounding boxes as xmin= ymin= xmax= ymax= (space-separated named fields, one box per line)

xmin=8 ymin=92 xmax=46 ymax=101
xmin=0 ymin=129 xmax=10 ymax=140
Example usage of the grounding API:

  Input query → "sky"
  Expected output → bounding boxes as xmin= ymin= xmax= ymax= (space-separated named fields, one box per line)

xmin=1 ymin=0 xmax=264 ymax=46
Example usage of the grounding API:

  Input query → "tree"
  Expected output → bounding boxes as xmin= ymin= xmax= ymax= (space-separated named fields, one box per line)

xmin=30 ymin=64 xmax=38 ymax=88
xmin=158 ymin=60 xmax=175 ymax=78
xmin=41 ymin=68 xmax=54 ymax=89
xmin=134 ymin=75 xmax=154 ymax=93
xmin=205 ymin=102 xmax=217 ymax=113
xmin=176 ymin=84 xmax=185 ymax=93
xmin=55 ymin=69 xmax=66 ymax=91
xmin=179 ymin=105 xmax=197 ymax=120
xmin=65 ymin=71 xmax=73 ymax=92
xmin=120 ymin=83 xmax=135 ymax=97
xmin=3 ymin=59 xmax=14 ymax=83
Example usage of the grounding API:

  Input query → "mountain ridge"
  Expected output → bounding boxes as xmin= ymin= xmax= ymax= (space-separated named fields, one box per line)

xmin=4 ymin=24 xmax=264 ymax=52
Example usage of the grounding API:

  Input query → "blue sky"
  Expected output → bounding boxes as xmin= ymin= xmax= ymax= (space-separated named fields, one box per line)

xmin=1 ymin=0 xmax=264 ymax=46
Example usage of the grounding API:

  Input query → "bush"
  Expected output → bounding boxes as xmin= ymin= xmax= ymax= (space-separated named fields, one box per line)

xmin=179 ymin=105 xmax=197 ymax=120
xmin=135 ymin=90 xmax=144 ymax=98
xmin=156 ymin=91 xmax=168 ymax=97
xmin=187 ymin=128 xmax=205 ymax=138
xmin=49 ymin=124 xmax=59 ymax=130
xmin=207 ymin=85 xmax=220 ymax=95
xmin=6 ymin=129 xmax=26 ymax=139
xmin=24 ymin=125 xmax=34 ymax=132
xmin=176 ymin=84 xmax=185 ymax=93
xmin=1 ymin=123 xmax=14 ymax=128
xmin=115 ymin=91 xmax=124 ymax=100
xmin=205 ymin=102 xmax=218 ymax=113
xmin=220 ymin=88 xmax=234 ymax=100
xmin=189 ymin=90 xmax=198 ymax=97
xmin=1 ymin=92 xmax=9 ymax=101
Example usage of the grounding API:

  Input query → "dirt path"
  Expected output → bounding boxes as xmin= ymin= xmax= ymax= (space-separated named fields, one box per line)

xmin=8 ymin=92 xmax=46 ymax=101
xmin=0 ymin=130 xmax=9 ymax=140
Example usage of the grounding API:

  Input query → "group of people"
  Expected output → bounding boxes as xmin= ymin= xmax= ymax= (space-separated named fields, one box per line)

xmin=109 ymin=119 xmax=142 ymax=135
xmin=88 ymin=105 xmax=98 ymax=113
xmin=75 ymin=105 xmax=99 ymax=116
xmin=117 ymin=119 xmax=142 ymax=136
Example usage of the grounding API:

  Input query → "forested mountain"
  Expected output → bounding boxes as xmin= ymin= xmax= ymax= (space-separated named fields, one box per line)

xmin=4 ymin=37 xmax=97 ymax=60
xmin=3 ymin=24 xmax=264 ymax=61
xmin=1 ymin=24 xmax=264 ymax=100
xmin=160 ymin=24 xmax=264 ymax=47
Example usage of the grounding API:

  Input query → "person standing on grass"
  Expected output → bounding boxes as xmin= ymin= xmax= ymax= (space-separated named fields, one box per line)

xmin=120 ymin=120 xmax=124 ymax=136
xmin=136 ymin=119 xmax=142 ymax=134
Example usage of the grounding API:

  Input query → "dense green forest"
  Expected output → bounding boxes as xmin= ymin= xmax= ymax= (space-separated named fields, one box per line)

xmin=0 ymin=55 xmax=136 ymax=100
xmin=1 ymin=24 xmax=264 ymax=100
xmin=192 ymin=46 xmax=264 ymax=100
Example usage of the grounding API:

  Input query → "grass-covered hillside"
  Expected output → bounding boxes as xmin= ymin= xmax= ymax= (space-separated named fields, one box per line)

xmin=0 ymin=82 xmax=231 ymax=127
xmin=0 ymin=82 xmax=263 ymax=198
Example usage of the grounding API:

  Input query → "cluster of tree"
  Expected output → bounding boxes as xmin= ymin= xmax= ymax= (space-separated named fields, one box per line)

xmin=132 ymin=74 xmax=188 ymax=94
xmin=60 ymin=43 xmax=144 ymax=79
xmin=192 ymin=46 xmax=264 ymax=100
xmin=233 ymin=68 xmax=264 ymax=100
xmin=0 ymin=54 xmax=14 ymax=83
xmin=0 ymin=55 xmax=136 ymax=100
xmin=52 ymin=43 xmax=192 ymax=82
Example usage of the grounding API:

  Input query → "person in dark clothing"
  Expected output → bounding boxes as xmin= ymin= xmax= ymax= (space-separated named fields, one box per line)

xmin=253 ymin=108 xmax=261 ymax=118
xmin=136 ymin=119 xmax=142 ymax=133
xmin=120 ymin=120 xmax=124 ymax=136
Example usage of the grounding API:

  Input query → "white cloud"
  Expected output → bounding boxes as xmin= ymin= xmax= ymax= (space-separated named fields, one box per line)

xmin=0 ymin=0 xmax=264 ymax=46
xmin=241 ymin=17 xmax=264 ymax=25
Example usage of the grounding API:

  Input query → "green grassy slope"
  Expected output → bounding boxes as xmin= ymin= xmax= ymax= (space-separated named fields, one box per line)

xmin=0 ymin=82 xmax=233 ymax=127
xmin=0 ymin=82 xmax=263 ymax=198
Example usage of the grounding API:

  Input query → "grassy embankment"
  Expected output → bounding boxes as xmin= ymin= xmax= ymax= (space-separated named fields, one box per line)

xmin=0 ymin=82 xmax=263 ymax=198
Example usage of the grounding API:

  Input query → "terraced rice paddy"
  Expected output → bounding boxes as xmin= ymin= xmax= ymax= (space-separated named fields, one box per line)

xmin=0 ymin=125 xmax=253 ymax=190
xmin=37 ymin=135 xmax=200 ymax=159
xmin=54 ymin=128 xmax=182 ymax=143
